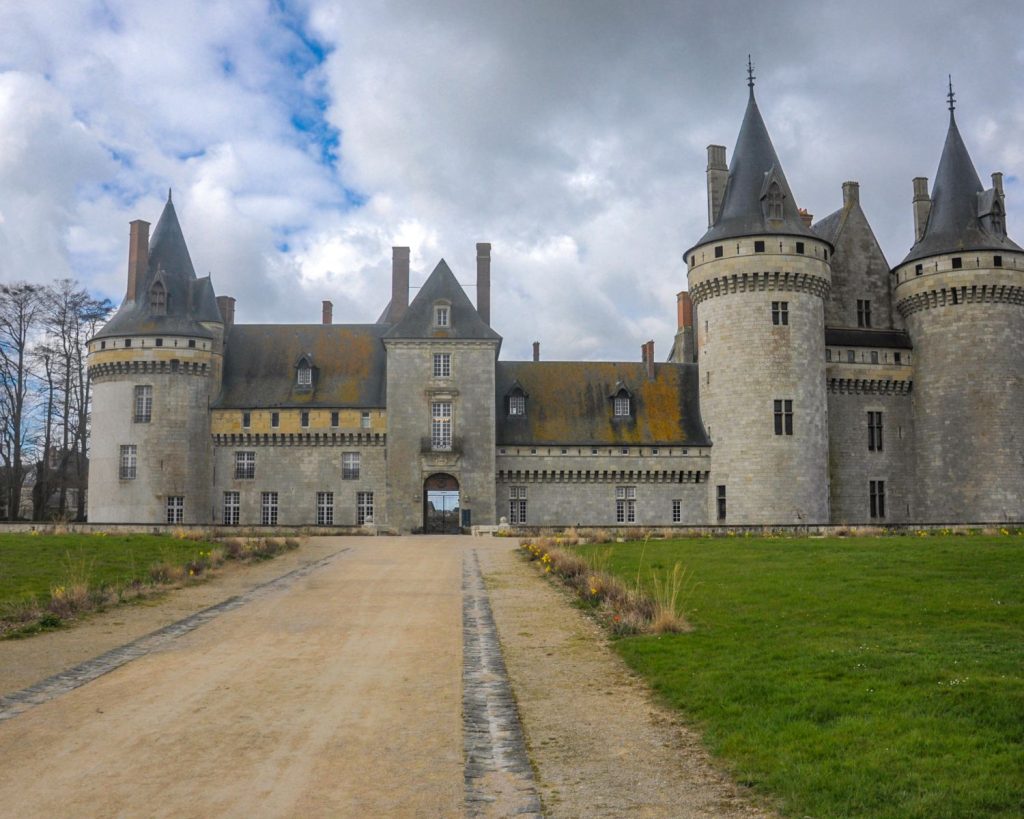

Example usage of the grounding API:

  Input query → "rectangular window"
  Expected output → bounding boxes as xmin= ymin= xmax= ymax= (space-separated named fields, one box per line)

xmin=155 ymin=338 xmax=163 ymax=347
xmin=894 ymin=352 xmax=902 ymax=364
xmin=331 ymin=411 xmax=339 ymax=427
xmin=187 ymin=339 xmax=196 ymax=349
xmin=847 ymin=350 xmax=855 ymax=363
xmin=994 ymin=255 xmax=1003 ymax=267
xmin=342 ymin=452 xmax=361 ymax=480
xmin=119 ymin=444 xmax=137 ymax=480
xmin=754 ymin=240 xmax=765 ymax=252
xmin=509 ymin=486 xmax=527 ymax=524
xmin=431 ymin=401 xmax=452 ymax=450
xmin=316 ymin=491 xmax=334 ymax=526
xmin=133 ymin=385 xmax=152 ymax=423
xmin=613 ymin=394 xmax=631 ymax=416
xmin=301 ymin=410 xmax=310 ymax=427
xmin=952 ymin=257 xmax=963 ymax=269
xmin=271 ymin=412 xmax=280 ymax=428
xmin=361 ymin=411 xmax=371 ymax=429
xmin=795 ymin=241 xmax=805 ymax=254
xmin=717 ymin=485 xmax=727 ymax=521
xmin=869 ymin=480 xmax=886 ymax=519
xmin=771 ymin=301 xmax=789 ymax=325
xmin=826 ymin=349 xmax=832 ymax=361
xmin=166 ymin=496 xmax=184 ymax=524
xmin=857 ymin=299 xmax=872 ymax=328
xmin=870 ymin=350 xmax=879 ymax=364
xmin=508 ymin=393 xmax=526 ymax=416
xmin=672 ymin=499 xmax=682 ymax=523
xmin=124 ymin=338 xmax=131 ymax=347
xmin=433 ymin=352 xmax=451 ymax=377
xmin=234 ymin=450 xmax=256 ymax=479
xmin=223 ymin=491 xmax=240 ymax=525
xmin=357 ymin=491 xmax=374 ymax=525
xmin=242 ymin=411 xmax=251 ymax=428
xmin=261 ymin=491 xmax=278 ymax=526
xmin=714 ymin=245 xmax=723 ymax=258
xmin=868 ymin=411 xmax=884 ymax=452
xmin=915 ymin=263 xmax=923 ymax=276
xmin=297 ymin=367 xmax=312 ymax=385
xmin=615 ymin=486 xmax=636 ymax=523
xmin=773 ymin=399 xmax=793 ymax=435
xmin=435 ymin=306 xmax=449 ymax=327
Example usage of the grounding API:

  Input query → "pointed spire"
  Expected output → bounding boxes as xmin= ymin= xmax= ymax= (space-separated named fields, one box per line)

xmin=689 ymin=69 xmax=816 ymax=249
xmin=167 ymin=187 xmax=173 ymax=204
xmin=901 ymin=87 xmax=1022 ymax=263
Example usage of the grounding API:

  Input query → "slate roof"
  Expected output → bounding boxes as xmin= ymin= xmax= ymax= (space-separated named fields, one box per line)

xmin=495 ymin=361 xmax=709 ymax=446
xmin=385 ymin=260 xmax=501 ymax=342
xmin=825 ymin=328 xmax=913 ymax=349
xmin=214 ymin=324 xmax=387 ymax=408
xmin=811 ymin=207 xmax=845 ymax=245
xmin=901 ymin=111 xmax=1022 ymax=265
xmin=688 ymin=87 xmax=819 ymax=254
xmin=95 ymin=194 xmax=222 ymax=340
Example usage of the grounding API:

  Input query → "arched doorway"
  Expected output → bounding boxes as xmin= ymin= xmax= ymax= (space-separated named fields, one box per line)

xmin=424 ymin=473 xmax=460 ymax=534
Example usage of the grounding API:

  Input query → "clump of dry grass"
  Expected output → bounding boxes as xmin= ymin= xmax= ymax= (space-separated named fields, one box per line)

xmin=521 ymin=540 xmax=690 ymax=635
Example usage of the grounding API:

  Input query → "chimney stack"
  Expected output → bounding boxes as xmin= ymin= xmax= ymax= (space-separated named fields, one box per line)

xmin=992 ymin=171 xmax=1005 ymax=210
xmin=642 ymin=340 xmax=655 ymax=379
xmin=798 ymin=208 xmax=813 ymax=228
xmin=476 ymin=242 xmax=491 ymax=325
xmin=912 ymin=177 xmax=931 ymax=242
xmin=674 ymin=291 xmax=696 ymax=364
xmin=842 ymin=180 xmax=860 ymax=207
xmin=322 ymin=300 xmax=333 ymax=325
xmin=216 ymin=296 xmax=236 ymax=332
xmin=532 ymin=341 xmax=540 ymax=362
xmin=391 ymin=247 xmax=410 ymax=321
xmin=127 ymin=219 xmax=150 ymax=302
xmin=706 ymin=145 xmax=728 ymax=227
xmin=676 ymin=291 xmax=693 ymax=331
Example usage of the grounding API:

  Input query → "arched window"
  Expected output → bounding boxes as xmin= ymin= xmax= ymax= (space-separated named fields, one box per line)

xmin=150 ymin=281 xmax=166 ymax=315
xmin=766 ymin=182 xmax=784 ymax=220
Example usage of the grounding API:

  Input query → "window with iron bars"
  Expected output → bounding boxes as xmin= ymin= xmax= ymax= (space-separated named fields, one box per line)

xmin=134 ymin=385 xmax=152 ymax=423
xmin=431 ymin=402 xmax=452 ymax=450
xmin=119 ymin=445 xmax=137 ymax=480
xmin=235 ymin=451 xmax=256 ymax=479
xmin=342 ymin=452 xmax=360 ymax=480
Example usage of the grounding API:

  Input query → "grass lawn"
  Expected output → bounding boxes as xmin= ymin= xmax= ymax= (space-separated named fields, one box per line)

xmin=0 ymin=533 xmax=215 ymax=607
xmin=575 ymin=534 xmax=1024 ymax=818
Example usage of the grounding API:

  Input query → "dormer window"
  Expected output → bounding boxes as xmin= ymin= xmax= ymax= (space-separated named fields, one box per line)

xmin=150 ymin=281 xmax=166 ymax=315
xmin=295 ymin=353 xmax=315 ymax=389
xmin=766 ymin=181 xmax=784 ymax=220
xmin=434 ymin=304 xmax=450 ymax=327
xmin=509 ymin=392 xmax=526 ymax=416
xmin=298 ymin=367 xmax=312 ymax=386
xmin=614 ymin=394 xmax=631 ymax=416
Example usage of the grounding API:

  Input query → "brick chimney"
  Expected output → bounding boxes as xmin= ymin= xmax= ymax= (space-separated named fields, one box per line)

xmin=532 ymin=341 xmax=540 ymax=362
xmin=391 ymin=247 xmax=410 ymax=321
xmin=476 ymin=242 xmax=491 ymax=324
xmin=642 ymin=340 xmax=655 ymax=379
xmin=842 ymin=180 xmax=860 ymax=208
xmin=216 ymin=296 xmax=236 ymax=331
xmin=913 ymin=177 xmax=931 ymax=242
xmin=706 ymin=145 xmax=728 ymax=227
xmin=322 ymin=300 xmax=333 ymax=325
xmin=127 ymin=219 xmax=150 ymax=302
xmin=674 ymin=291 xmax=695 ymax=363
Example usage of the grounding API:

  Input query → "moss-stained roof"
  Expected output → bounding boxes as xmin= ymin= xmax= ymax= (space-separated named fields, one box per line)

xmin=496 ymin=361 xmax=708 ymax=446
xmin=214 ymin=324 xmax=387 ymax=409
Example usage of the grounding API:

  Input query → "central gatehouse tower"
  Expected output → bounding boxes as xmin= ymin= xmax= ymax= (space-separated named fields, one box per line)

xmin=685 ymin=68 xmax=832 ymax=524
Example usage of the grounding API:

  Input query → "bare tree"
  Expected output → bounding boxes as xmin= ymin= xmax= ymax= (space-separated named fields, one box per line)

xmin=0 ymin=282 xmax=45 ymax=520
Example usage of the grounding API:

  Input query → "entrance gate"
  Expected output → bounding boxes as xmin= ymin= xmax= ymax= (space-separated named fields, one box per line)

xmin=423 ymin=473 xmax=461 ymax=534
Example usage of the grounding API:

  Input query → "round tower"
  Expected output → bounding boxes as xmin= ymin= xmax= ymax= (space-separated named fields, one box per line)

xmin=685 ymin=70 xmax=832 ymax=524
xmin=87 ymin=194 xmax=224 ymax=524
xmin=892 ymin=86 xmax=1024 ymax=523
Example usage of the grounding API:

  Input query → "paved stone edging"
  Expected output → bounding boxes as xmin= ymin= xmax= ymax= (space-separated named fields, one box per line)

xmin=463 ymin=548 xmax=543 ymax=817
xmin=0 ymin=547 xmax=351 ymax=723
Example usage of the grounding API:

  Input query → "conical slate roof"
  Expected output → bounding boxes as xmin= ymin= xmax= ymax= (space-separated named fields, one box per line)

xmin=689 ymin=86 xmax=817 ymax=252
xmin=901 ymin=110 xmax=1021 ymax=264
xmin=384 ymin=259 xmax=501 ymax=342
xmin=95 ymin=193 xmax=221 ymax=340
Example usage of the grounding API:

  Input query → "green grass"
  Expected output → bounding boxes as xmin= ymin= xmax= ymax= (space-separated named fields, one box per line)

xmin=0 ymin=533 xmax=214 ymax=606
xmin=575 ymin=534 xmax=1024 ymax=818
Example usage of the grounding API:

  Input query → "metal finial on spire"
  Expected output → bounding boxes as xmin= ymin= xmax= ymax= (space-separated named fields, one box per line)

xmin=167 ymin=187 xmax=173 ymax=204
xmin=747 ymin=55 xmax=756 ymax=91
xmin=947 ymin=75 xmax=956 ymax=114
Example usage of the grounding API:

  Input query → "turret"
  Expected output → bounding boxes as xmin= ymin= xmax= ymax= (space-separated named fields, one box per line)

xmin=87 ymin=192 xmax=226 ymax=524
xmin=892 ymin=82 xmax=1024 ymax=523
xmin=684 ymin=61 xmax=832 ymax=524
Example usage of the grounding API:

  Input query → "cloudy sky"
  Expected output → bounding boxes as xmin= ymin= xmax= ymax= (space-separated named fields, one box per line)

xmin=1 ymin=0 xmax=1022 ymax=359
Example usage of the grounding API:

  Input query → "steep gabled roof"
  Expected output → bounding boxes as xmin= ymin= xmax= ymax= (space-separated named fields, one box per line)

xmin=214 ymin=324 xmax=387 ymax=408
xmin=384 ymin=259 xmax=501 ymax=342
xmin=901 ymin=110 xmax=1021 ymax=264
xmin=495 ymin=361 xmax=709 ymax=446
xmin=95 ymin=193 xmax=220 ymax=340
xmin=689 ymin=85 xmax=817 ymax=252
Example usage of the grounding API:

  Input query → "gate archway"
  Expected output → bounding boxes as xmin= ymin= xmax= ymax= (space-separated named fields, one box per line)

xmin=423 ymin=473 xmax=460 ymax=534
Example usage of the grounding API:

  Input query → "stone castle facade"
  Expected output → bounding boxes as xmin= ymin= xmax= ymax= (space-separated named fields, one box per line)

xmin=87 ymin=80 xmax=1024 ymax=529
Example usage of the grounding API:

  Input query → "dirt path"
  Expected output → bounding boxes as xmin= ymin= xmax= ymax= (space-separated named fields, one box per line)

xmin=0 ymin=536 xmax=770 ymax=817
xmin=478 ymin=544 xmax=772 ymax=818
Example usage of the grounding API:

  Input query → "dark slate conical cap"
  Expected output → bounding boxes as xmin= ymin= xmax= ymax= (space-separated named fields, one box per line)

xmin=95 ymin=192 xmax=218 ymax=339
xmin=901 ymin=108 xmax=1021 ymax=265
xmin=688 ymin=84 xmax=817 ymax=253
xmin=384 ymin=259 xmax=501 ymax=341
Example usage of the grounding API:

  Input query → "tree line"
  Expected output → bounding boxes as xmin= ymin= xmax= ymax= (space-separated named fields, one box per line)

xmin=0 ymin=280 xmax=112 ymax=521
